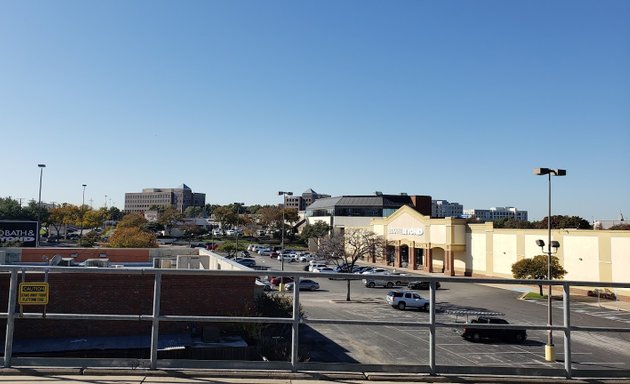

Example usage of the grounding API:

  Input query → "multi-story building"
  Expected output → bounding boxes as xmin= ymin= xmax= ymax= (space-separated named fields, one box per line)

xmin=463 ymin=206 xmax=528 ymax=222
xmin=124 ymin=184 xmax=206 ymax=214
xmin=304 ymin=192 xmax=432 ymax=231
xmin=284 ymin=188 xmax=330 ymax=211
xmin=431 ymin=200 xmax=464 ymax=218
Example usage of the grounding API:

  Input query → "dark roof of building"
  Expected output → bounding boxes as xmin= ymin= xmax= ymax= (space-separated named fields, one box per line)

xmin=306 ymin=195 xmax=414 ymax=210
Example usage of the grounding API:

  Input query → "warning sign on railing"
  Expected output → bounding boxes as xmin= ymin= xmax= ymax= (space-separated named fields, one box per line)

xmin=18 ymin=282 xmax=49 ymax=305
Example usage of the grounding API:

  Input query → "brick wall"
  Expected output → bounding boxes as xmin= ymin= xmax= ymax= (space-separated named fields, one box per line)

xmin=0 ymin=272 xmax=255 ymax=340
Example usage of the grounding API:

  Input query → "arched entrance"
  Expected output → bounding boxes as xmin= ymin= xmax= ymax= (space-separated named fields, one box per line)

xmin=399 ymin=244 xmax=409 ymax=268
xmin=413 ymin=247 xmax=424 ymax=270
xmin=385 ymin=245 xmax=395 ymax=266
xmin=431 ymin=247 xmax=445 ymax=273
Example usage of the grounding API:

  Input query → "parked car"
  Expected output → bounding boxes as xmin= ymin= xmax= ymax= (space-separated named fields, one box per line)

xmin=255 ymin=278 xmax=272 ymax=291
xmin=309 ymin=263 xmax=328 ymax=272
xmin=362 ymin=268 xmax=389 ymax=274
xmin=298 ymin=253 xmax=313 ymax=263
xmin=277 ymin=254 xmax=296 ymax=262
xmin=461 ymin=317 xmax=527 ymax=343
xmin=353 ymin=266 xmax=372 ymax=274
xmin=385 ymin=290 xmax=429 ymax=311
xmin=270 ymin=276 xmax=294 ymax=286
xmin=364 ymin=275 xmax=403 ymax=288
xmin=587 ymin=288 xmax=616 ymax=300
xmin=313 ymin=267 xmax=335 ymax=274
xmin=407 ymin=281 xmax=441 ymax=290
xmin=285 ymin=279 xmax=320 ymax=291
xmin=234 ymin=258 xmax=256 ymax=268
xmin=334 ymin=264 xmax=354 ymax=273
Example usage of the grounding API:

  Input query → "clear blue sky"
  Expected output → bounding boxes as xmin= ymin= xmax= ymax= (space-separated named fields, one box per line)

xmin=1 ymin=1 xmax=629 ymax=221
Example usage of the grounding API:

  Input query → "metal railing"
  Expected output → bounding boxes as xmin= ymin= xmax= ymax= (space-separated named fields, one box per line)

xmin=2 ymin=265 xmax=629 ymax=379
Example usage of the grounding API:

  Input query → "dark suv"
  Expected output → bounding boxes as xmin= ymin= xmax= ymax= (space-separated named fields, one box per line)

xmin=462 ymin=317 xmax=527 ymax=343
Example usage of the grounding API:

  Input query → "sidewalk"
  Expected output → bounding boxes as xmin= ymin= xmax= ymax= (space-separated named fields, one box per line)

xmin=0 ymin=369 xmax=628 ymax=384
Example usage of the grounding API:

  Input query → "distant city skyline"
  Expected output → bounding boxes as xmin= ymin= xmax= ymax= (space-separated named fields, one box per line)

xmin=1 ymin=1 xmax=628 ymax=221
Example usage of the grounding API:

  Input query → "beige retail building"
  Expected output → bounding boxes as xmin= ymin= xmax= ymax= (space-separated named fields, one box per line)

xmin=358 ymin=205 xmax=630 ymax=298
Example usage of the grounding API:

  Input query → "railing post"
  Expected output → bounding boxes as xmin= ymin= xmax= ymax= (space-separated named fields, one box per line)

xmin=3 ymin=270 xmax=18 ymax=368
xmin=429 ymin=280 xmax=436 ymax=375
xmin=563 ymin=283 xmax=572 ymax=379
xmin=291 ymin=276 xmax=300 ymax=371
xmin=150 ymin=270 xmax=162 ymax=370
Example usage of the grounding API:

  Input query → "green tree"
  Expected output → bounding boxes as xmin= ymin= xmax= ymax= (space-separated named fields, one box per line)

xmin=108 ymin=227 xmax=157 ymax=248
xmin=609 ymin=223 xmax=630 ymax=230
xmin=78 ymin=230 xmax=101 ymax=247
xmin=213 ymin=206 xmax=235 ymax=228
xmin=512 ymin=255 xmax=567 ymax=296
xmin=493 ymin=218 xmax=535 ymax=229
xmin=217 ymin=240 xmax=241 ymax=258
xmin=82 ymin=208 xmax=106 ymax=229
xmin=184 ymin=206 xmax=204 ymax=218
xmin=110 ymin=206 xmax=124 ymax=221
xmin=48 ymin=203 xmax=80 ymax=238
xmin=535 ymin=215 xmax=591 ymax=230
xmin=117 ymin=213 xmax=149 ymax=229
xmin=158 ymin=207 xmax=184 ymax=235
xmin=258 ymin=206 xmax=283 ymax=229
xmin=0 ymin=197 xmax=25 ymax=219
xmin=300 ymin=221 xmax=331 ymax=244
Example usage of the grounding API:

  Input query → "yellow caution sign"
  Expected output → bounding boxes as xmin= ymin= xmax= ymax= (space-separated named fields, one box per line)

xmin=18 ymin=282 xmax=49 ymax=305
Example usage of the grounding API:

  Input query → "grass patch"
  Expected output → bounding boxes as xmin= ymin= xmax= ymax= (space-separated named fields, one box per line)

xmin=522 ymin=292 xmax=547 ymax=300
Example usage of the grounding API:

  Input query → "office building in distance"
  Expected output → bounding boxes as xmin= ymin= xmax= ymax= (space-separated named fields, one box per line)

xmin=284 ymin=188 xmax=331 ymax=211
xmin=431 ymin=200 xmax=464 ymax=218
xmin=463 ymin=206 xmax=528 ymax=222
xmin=124 ymin=184 xmax=206 ymax=213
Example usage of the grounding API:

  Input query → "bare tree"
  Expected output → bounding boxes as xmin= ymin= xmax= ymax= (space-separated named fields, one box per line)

xmin=319 ymin=229 xmax=385 ymax=301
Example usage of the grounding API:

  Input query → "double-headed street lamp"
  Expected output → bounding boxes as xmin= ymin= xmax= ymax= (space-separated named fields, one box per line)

xmin=234 ymin=202 xmax=244 ymax=258
xmin=36 ymin=164 xmax=46 ymax=247
xmin=533 ymin=167 xmax=566 ymax=362
xmin=80 ymin=184 xmax=87 ymax=242
xmin=278 ymin=191 xmax=293 ymax=271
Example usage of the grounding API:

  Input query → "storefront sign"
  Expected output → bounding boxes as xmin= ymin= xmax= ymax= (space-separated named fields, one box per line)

xmin=0 ymin=221 xmax=38 ymax=247
xmin=388 ymin=227 xmax=424 ymax=236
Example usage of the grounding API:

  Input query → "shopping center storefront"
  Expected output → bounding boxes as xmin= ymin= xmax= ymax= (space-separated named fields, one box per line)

xmin=365 ymin=205 xmax=630 ymax=292
xmin=370 ymin=205 xmax=468 ymax=276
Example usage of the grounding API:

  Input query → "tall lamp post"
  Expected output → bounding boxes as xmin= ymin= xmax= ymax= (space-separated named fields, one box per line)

xmin=79 ymin=184 xmax=87 ymax=242
xmin=36 ymin=164 xmax=46 ymax=247
xmin=278 ymin=191 xmax=293 ymax=271
xmin=234 ymin=202 xmax=244 ymax=258
xmin=534 ymin=167 xmax=566 ymax=362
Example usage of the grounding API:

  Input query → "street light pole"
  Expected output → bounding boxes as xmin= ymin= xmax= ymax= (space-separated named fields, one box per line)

xmin=534 ymin=167 xmax=566 ymax=362
xmin=80 ymin=184 xmax=87 ymax=242
xmin=36 ymin=164 xmax=46 ymax=247
xmin=278 ymin=191 xmax=293 ymax=271
xmin=234 ymin=202 xmax=244 ymax=258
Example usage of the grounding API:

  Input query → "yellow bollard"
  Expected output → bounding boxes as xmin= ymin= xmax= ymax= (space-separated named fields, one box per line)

xmin=545 ymin=344 xmax=555 ymax=361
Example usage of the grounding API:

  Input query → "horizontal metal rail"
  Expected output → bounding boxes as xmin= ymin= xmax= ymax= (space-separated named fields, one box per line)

xmin=1 ymin=265 xmax=629 ymax=379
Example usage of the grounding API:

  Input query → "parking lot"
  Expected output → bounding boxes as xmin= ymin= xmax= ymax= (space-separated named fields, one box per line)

xmin=249 ymin=252 xmax=630 ymax=373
